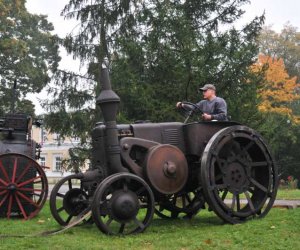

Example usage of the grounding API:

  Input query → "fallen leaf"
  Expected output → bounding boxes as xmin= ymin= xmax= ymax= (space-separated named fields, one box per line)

xmin=205 ymin=239 xmax=212 ymax=245
xmin=37 ymin=219 xmax=45 ymax=224
xmin=270 ymin=225 xmax=276 ymax=229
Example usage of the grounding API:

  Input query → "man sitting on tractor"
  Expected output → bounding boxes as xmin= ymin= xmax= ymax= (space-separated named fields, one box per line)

xmin=176 ymin=84 xmax=228 ymax=121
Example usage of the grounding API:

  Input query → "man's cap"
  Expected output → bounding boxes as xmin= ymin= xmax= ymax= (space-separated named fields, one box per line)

xmin=199 ymin=84 xmax=216 ymax=91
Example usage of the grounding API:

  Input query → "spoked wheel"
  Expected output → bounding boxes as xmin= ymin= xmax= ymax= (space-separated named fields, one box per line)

xmin=201 ymin=125 xmax=278 ymax=224
xmin=155 ymin=190 xmax=205 ymax=219
xmin=0 ymin=153 xmax=48 ymax=219
xmin=50 ymin=174 xmax=91 ymax=226
xmin=92 ymin=173 xmax=155 ymax=235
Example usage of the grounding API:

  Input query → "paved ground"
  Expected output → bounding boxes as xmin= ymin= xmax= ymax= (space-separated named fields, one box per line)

xmin=224 ymin=199 xmax=300 ymax=209
xmin=47 ymin=184 xmax=300 ymax=209
xmin=271 ymin=199 xmax=300 ymax=209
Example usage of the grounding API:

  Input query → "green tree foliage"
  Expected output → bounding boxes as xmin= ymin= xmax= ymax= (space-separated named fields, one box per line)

xmin=112 ymin=0 xmax=265 ymax=125
xmin=45 ymin=0 xmax=264 ymax=133
xmin=43 ymin=0 xmax=145 ymax=140
xmin=43 ymin=0 xmax=267 ymax=171
xmin=0 ymin=0 xmax=60 ymax=116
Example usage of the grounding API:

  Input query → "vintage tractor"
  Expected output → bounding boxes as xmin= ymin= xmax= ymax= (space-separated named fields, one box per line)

xmin=0 ymin=113 xmax=48 ymax=219
xmin=49 ymin=62 xmax=278 ymax=235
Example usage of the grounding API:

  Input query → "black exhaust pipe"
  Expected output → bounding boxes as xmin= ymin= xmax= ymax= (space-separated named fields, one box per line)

xmin=96 ymin=61 xmax=128 ymax=174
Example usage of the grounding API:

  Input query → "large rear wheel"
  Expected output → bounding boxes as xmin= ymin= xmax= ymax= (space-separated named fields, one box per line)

xmin=201 ymin=125 xmax=278 ymax=224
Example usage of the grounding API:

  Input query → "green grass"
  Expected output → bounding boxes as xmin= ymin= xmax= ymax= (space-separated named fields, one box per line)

xmin=276 ymin=189 xmax=300 ymax=200
xmin=0 ymin=203 xmax=299 ymax=250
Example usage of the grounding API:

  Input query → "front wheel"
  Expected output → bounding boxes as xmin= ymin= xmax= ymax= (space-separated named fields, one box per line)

xmin=50 ymin=174 xmax=91 ymax=226
xmin=91 ymin=173 xmax=155 ymax=235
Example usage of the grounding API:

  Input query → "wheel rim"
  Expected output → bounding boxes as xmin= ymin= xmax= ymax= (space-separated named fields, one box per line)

xmin=92 ymin=173 xmax=154 ymax=235
xmin=0 ymin=153 xmax=48 ymax=219
xmin=201 ymin=125 xmax=278 ymax=223
xmin=155 ymin=190 xmax=204 ymax=219
xmin=50 ymin=174 xmax=90 ymax=226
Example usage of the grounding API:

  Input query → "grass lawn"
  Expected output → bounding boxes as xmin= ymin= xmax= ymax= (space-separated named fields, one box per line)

xmin=276 ymin=189 xmax=300 ymax=200
xmin=0 ymin=202 xmax=299 ymax=250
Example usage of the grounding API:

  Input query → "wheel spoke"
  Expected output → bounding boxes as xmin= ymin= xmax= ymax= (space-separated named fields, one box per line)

xmin=106 ymin=217 xmax=113 ymax=227
xmin=182 ymin=195 xmax=186 ymax=208
xmin=249 ymin=178 xmax=268 ymax=193
xmin=135 ymin=186 xmax=146 ymax=196
xmin=15 ymin=194 xmax=28 ymax=219
xmin=134 ymin=217 xmax=145 ymax=230
xmin=0 ymin=193 xmax=9 ymax=207
xmin=215 ymin=173 xmax=223 ymax=182
xmin=215 ymin=157 xmax=227 ymax=174
xmin=172 ymin=194 xmax=177 ymax=205
xmin=0 ymin=178 xmax=8 ymax=186
xmin=236 ymin=194 xmax=241 ymax=211
xmin=185 ymin=194 xmax=192 ymax=203
xmin=57 ymin=207 xmax=65 ymax=213
xmin=119 ymin=223 xmax=125 ymax=234
xmin=7 ymin=194 xmax=13 ymax=218
xmin=221 ymin=190 xmax=228 ymax=201
xmin=231 ymin=193 xmax=236 ymax=210
xmin=16 ymin=191 xmax=39 ymax=208
xmin=123 ymin=182 xmax=128 ymax=192
xmin=213 ymin=184 xmax=227 ymax=190
xmin=250 ymin=161 xmax=268 ymax=167
xmin=66 ymin=214 xmax=73 ymax=224
xmin=11 ymin=157 xmax=18 ymax=183
xmin=0 ymin=161 xmax=10 ymax=182
xmin=17 ymin=175 xmax=42 ymax=188
xmin=0 ymin=190 xmax=7 ymax=196
xmin=242 ymin=140 xmax=255 ymax=152
xmin=57 ymin=192 xmax=65 ymax=198
xmin=15 ymin=162 xmax=32 ymax=183
xmin=244 ymin=191 xmax=255 ymax=214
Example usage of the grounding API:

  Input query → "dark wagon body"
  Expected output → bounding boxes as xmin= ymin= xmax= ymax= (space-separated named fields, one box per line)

xmin=50 ymin=62 xmax=278 ymax=235
xmin=0 ymin=114 xmax=48 ymax=219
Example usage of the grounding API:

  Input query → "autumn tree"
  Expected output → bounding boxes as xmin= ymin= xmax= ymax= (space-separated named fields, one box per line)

xmin=252 ymin=54 xmax=300 ymax=123
xmin=251 ymin=54 xmax=300 ymax=181
xmin=259 ymin=24 xmax=300 ymax=80
xmin=0 ymin=0 xmax=60 ymax=116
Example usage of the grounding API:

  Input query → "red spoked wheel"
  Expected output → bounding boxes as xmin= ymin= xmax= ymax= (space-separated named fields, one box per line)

xmin=0 ymin=153 xmax=48 ymax=219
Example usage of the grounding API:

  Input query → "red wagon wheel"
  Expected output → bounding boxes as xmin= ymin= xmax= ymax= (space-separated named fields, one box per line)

xmin=0 ymin=153 xmax=48 ymax=219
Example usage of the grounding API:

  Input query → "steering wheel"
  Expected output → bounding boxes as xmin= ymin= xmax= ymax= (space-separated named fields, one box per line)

xmin=180 ymin=101 xmax=203 ymax=114
xmin=178 ymin=101 xmax=203 ymax=124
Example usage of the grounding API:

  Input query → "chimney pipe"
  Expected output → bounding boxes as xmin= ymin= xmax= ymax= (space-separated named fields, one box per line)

xmin=96 ymin=61 xmax=128 ymax=174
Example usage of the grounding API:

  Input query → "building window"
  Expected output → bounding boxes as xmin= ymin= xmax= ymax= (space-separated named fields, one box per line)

xmin=40 ymin=156 xmax=46 ymax=166
xmin=53 ymin=155 xmax=63 ymax=172
xmin=41 ymin=128 xmax=47 ymax=143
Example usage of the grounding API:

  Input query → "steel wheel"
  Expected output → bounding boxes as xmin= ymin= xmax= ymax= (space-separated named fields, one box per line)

xmin=92 ymin=173 xmax=155 ymax=235
xmin=0 ymin=153 xmax=48 ymax=219
xmin=50 ymin=174 xmax=91 ymax=226
xmin=201 ymin=125 xmax=278 ymax=224
xmin=155 ymin=190 xmax=205 ymax=219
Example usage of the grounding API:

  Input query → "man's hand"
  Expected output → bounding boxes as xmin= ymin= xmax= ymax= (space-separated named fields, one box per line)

xmin=176 ymin=102 xmax=182 ymax=108
xmin=202 ymin=113 xmax=212 ymax=121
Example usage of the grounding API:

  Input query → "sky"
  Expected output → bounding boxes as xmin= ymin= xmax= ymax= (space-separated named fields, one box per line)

xmin=25 ymin=0 xmax=300 ymax=114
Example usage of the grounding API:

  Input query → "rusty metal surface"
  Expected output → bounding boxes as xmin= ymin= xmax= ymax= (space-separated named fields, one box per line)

xmin=144 ymin=144 xmax=188 ymax=194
